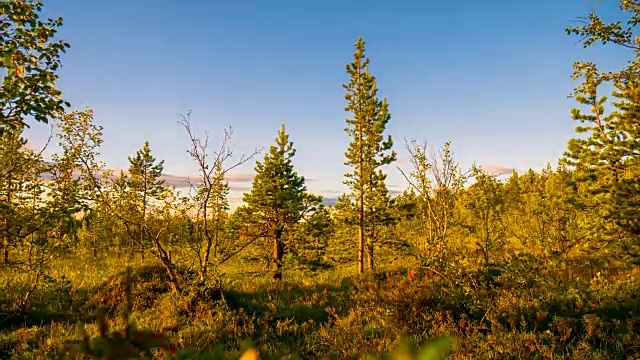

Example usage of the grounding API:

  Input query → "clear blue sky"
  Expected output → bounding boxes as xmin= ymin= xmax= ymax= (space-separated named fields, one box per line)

xmin=25 ymin=0 xmax=630 ymax=204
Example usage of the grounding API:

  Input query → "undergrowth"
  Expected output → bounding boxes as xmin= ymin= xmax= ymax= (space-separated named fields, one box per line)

xmin=0 ymin=253 xmax=638 ymax=359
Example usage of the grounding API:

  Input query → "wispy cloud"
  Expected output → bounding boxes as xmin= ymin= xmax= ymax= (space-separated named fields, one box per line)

xmin=317 ymin=186 xmax=404 ymax=197
xmin=37 ymin=157 xmax=327 ymax=199
xmin=157 ymin=172 xmax=255 ymax=188
xmin=161 ymin=172 xmax=316 ymax=190
xmin=38 ymin=166 xmax=256 ymax=191
xmin=478 ymin=164 xmax=517 ymax=176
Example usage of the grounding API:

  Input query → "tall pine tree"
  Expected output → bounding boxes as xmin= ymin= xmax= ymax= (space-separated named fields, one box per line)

xmin=343 ymin=37 xmax=396 ymax=273
xmin=243 ymin=125 xmax=321 ymax=280
xmin=563 ymin=1 xmax=640 ymax=261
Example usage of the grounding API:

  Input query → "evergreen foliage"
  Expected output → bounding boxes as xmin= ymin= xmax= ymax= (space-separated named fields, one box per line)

xmin=243 ymin=125 xmax=321 ymax=280
xmin=122 ymin=141 xmax=166 ymax=257
xmin=1 ymin=1 xmax=640 ymax=358
xmin=343 ymin=37 xmax=397 ymax=273
xmin=563 ymin=0 xmax=640 ymax=261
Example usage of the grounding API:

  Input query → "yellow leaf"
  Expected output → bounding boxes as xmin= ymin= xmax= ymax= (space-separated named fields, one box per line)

xmin=15 ymin=66 xmax=24 ymax=78
xmin=239 ymin=348 xmax=259 ymax=360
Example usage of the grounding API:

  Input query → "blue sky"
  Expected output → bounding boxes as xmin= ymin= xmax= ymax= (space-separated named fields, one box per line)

xmin=24 ymin=0 xmax=631 ymax=204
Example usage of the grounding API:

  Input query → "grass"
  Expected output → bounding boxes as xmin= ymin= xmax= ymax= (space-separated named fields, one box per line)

xmin=0 ymin=250 xmax=639 ymax=359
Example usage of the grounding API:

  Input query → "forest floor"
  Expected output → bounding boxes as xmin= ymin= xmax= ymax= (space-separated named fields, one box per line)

xmin=0 ymin=251 xmax=638 ymax=359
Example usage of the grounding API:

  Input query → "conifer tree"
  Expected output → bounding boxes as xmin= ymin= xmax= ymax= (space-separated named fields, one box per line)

xmin=343 ymin=37 xmax=396 ymax=273
xmin=563 ymin=1 xmax=640 ymax=260
xmin=125 ymin=141 xmax=166 ymax=257
xmin=329 ymin=194 xmax=359 ymax=265
xmin=243 ymin=124 xmax=320 ymax=280
xmin=288 ymin=205 xmax=334 ymax=270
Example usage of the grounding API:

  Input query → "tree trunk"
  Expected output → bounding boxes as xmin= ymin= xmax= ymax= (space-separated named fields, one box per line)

xmin=199 ymin=254 xmax=207 ymax=287
xmin=157 ymin=248 xmax=181 ymax=293
xmin=273 ymin=228 xmax=284 ymax=281
xmin=139 ymin=226 xmax=145 ymax=261
xmin=367 ymin=235 xmax=374 ymax=271
xmin=358 ymin=188 xmax=365 ymax=274
xmin=3 ymin=188 xmax=11 ymax=265
xmin=2 ymin=219 xmax=8 ymax=264
xmin=1 ymin=213 xmax=9 ymax=265
xmin=141 ymin=190 xmax=147 ymax=261
xmin=164 ymin=264 xmax=181 ymax=294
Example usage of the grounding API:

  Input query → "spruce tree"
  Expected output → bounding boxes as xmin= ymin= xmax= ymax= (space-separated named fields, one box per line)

xmin=343 ymin=37 xmax=396 ymax=273
xmin=563 ymin=1 xmax=640 ymax=260
xmin=243 ymin=124 xmax=320 ymax=280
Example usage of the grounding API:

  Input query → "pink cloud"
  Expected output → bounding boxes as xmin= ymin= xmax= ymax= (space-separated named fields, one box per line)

xmin=39 ymin=166 xmax=256 ymax=191
xmin=478 ymin=164 xmax=517 ymax=176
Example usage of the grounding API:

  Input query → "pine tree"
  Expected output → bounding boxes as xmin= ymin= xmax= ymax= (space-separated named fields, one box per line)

xmin=563 ymin=1 xmax=640 ymax=260
xmin=343 ymin=37 xmax=396 ymax=273
xmin=289 ymin=205 xmax=334 ymax=271
xmin=243 ymin=124 xmax=321 ymax=280
xmin=125 ymin=141 xmax=166 ymax=257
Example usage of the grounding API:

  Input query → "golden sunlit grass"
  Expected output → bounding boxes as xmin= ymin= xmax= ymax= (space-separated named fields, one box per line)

xmin=0 ymin=250 xmax=638 ymax=359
